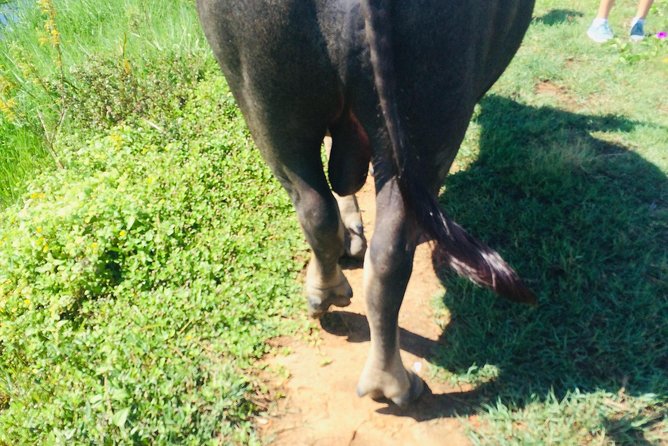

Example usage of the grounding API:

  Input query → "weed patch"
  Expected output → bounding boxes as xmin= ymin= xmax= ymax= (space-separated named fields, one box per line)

xmin=0 ymin=76 xmax=307 ymax=444
xmin=0 ymin=0 xmax=210 ymax=207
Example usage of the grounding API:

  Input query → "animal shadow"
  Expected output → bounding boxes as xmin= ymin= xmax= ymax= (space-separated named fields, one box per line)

xmin=321 ymin=96 xmax=666 ymax=441
xmin=320 ymin=310 xmax=438 ymax=360
xmin=320 ymin=310 xmax=482 ymax=420
xmin=533 ymin=9 xmax=584 ymax=26
xmin=431 ymin=95 xmax=667 ymax=440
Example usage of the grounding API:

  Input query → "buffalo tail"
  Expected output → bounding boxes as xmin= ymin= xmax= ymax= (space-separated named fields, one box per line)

xmin=360 ymin=0 xmax=536 ymax=304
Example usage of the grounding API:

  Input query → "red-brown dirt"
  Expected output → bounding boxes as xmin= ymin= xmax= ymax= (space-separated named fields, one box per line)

xmin=257 ymin=178 xmax=475 ymax=446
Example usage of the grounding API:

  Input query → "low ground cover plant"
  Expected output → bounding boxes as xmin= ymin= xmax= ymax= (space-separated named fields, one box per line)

xmin=0 ymin=74 xmax=307 ymax=444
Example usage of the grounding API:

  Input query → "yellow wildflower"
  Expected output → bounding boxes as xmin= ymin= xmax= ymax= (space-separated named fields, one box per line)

xmin=119 ymin=230 xmax=127 ymax=238
xmin=50 ymin=28 xmax=60 ymax=46
xmin=38 ymin=34 xmax=50 ymax=46
xmin=37 ymin=0 xmax=51 ymax=13
xmin=0 ymin=98 xmax=17 ymax=121
xmin=15 ymin=60 xmax=33 ymax=80
xmin=110 ymin=132 xmax=123 ymax=148
xmin=37 ymin=0 xmax=61 ymax=49
xmin=0 ymin=75 xmax=13 ymax=95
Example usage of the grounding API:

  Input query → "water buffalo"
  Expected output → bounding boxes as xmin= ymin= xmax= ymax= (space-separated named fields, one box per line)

xmin=197 ymin=0 xmax=537 ymax=407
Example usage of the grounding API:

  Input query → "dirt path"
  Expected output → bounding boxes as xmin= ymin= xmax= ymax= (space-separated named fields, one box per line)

xmin=258 ymin=178 xmax=473 ymax=446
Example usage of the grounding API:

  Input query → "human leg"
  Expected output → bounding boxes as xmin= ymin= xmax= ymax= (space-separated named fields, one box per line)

xmin=588 ymin=0 xmax=616 ymax=42
xmin=630 ymin=0 xmax=654 ymax=40
xmin=634 ymin=0 xmax=654 ymax=19
xmin=596 ymin=0 xmax=616 ymax=19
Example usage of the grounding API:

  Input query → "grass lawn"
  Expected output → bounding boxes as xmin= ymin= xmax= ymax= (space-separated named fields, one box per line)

xmin=433 ymin=2 xmax=667 ymax=444
xmin=0 ymin=0 xmax=666 ymax=444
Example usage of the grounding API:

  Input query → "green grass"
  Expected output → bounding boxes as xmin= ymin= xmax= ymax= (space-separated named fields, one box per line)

xmin=0 ymin=0 xmax=210 ymax=207
xmin=1 ymin=0 xmax=205 ymax=73
xmin=0 ymin=0 xmax=666 ymax=444
xmin=433 ymin=3 xmax=668 ymax=444
xmin=0 ymin=123 xmax=48 ymax=206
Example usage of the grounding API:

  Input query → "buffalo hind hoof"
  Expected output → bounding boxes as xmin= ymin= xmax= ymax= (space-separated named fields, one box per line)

xmin=344 ymin=225 xmax=367 ymax=260
xmin=390 ymin=371 xmax=424 ymax=408
xmin=306 ymin=280 xmax=353 ymax=318
xmin=356 ymin=368 xmax=425 ymax=408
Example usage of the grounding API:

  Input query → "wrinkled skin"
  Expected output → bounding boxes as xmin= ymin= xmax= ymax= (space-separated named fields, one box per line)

xmin=197 ymin=0 xmax=535 ymax=406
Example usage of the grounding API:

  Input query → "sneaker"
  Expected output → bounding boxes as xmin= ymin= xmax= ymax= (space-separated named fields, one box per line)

xmin=629 ymin=20 xmax=645 ymax=41
xmin=588 ymin=20 xmax=614 ymax=42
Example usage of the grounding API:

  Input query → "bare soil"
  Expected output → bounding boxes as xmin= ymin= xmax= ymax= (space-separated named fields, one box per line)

xmin=257 ymin=178 xmax=475 ymax=446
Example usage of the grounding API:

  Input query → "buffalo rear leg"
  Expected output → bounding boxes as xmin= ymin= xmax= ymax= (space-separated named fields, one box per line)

xmin=299 ymin=187 xmax=353 ymax=319
xmin=324 ymin=136 xmax=367 ymax=260
xmin=357 ymin=177 xmax=424 ymax=407
xmin=334 ymin=193 xmax=366 ymax=260
xmin=196 ymin=0 xmax=352 ymax=318
xmin=256 ymin=133 xmax=353 ymax=319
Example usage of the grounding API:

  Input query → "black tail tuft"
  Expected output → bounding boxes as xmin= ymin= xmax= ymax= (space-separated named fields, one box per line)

xmin=361 ymin=0 xmax=536 ymax=305
xmin=406 ymin=180 xmax=536 ymax=305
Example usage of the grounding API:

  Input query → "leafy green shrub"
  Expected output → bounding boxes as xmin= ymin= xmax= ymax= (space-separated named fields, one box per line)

xmin=0 ymin=75 xmax=307 ymax=444
xmin=63 ymin=53 xmax=212 ymax=131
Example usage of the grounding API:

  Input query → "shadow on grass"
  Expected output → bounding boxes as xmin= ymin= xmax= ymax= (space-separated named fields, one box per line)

xmin=320 ymin=95 xmax=666 ymax=442
xmin=427 ymin=95 xmax=667 ymax=441
xmin=533 ymin=9 xmax=584 ymax=26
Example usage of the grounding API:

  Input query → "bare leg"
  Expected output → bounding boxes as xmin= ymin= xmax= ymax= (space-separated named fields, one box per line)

xmin=596 ymin=0 xmax=615 ymax=19
xmin=588 ymin=0 xmax=616 ymax=42
xmin=635 ymin=0 xmax=654 ymax=19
